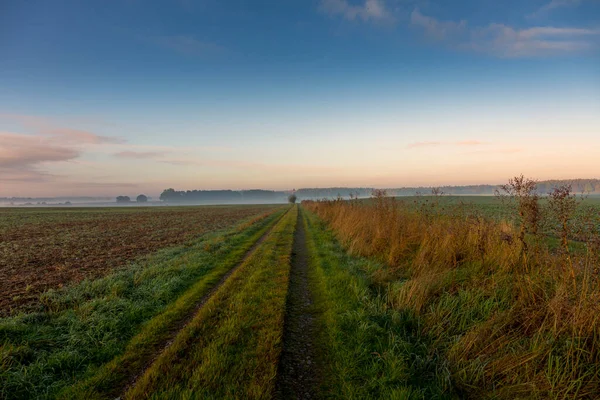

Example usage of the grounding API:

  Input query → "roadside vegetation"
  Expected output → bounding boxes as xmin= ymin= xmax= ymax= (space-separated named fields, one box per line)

xmin=0 ymin=207 xmax=285 ymax=399
xmin=302 ymin=209 xmax=454 ymax=398
xmin=303 ymin=177 xmax=600 ymax=399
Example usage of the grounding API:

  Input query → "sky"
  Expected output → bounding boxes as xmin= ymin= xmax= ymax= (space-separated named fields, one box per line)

xmin=1 ymin=0 xmax=599 ymax=197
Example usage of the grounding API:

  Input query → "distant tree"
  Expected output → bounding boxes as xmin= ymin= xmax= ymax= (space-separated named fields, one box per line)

xmin=136 ymin=194 xmax=148 ymax=203
xmin=160 ymin=188 xmax=177 ymax=202
xmin=116 ymin=196 xmax=131 ymax=203
xmin=288 ymin=194 xmax=297 ymax=204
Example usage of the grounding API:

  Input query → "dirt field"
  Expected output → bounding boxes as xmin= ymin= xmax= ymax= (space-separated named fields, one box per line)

xmin=0 ymin=205 xmax=279 ymax=315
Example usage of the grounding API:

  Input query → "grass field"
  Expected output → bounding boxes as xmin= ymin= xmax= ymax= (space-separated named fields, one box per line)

xmin=383 ymin=195 xmax=600 ymax=227
xmin=1 ymin=195 xmax=599 ymax=399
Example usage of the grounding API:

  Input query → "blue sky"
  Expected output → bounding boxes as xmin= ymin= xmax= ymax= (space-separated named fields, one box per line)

xmin=1 ymin=0 xmax=599 ymax=196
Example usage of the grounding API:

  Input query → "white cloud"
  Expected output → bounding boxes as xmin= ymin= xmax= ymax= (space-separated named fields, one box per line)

xmin=319 ymin=0 xmax=392 ymax=22
xmin=410 ymin=9 xmax=600 ymax=57
xmin=469 ymin=23 xmax=600 ymax=57
xmin=519 ymin=26 xmax=600 ymax=37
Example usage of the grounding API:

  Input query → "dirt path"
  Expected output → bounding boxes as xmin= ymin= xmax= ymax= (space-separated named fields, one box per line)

xmin=118 ymin=208 xmax=290 ymax=398
xmin=275 ymin=208 xmax=321 ymax=399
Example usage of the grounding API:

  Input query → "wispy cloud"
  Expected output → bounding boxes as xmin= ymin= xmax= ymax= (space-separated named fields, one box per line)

xmin=0 ymin=131 xmax=79 ymax=186
xmin=544 ymin=0 xmax=583 ymax=10
xmin=152 ymin=35 xmax=225 ymax=57
xmin=469 ymin=24 xmax=600 ymax=57
xmin=43 ymin=128 xmax=125 ymax=144
xmin=410 ymin=8 xmax=600 ymax=57
xmin=410 ymin=8 xmax=466 ymax=40
xmin=0 ymin=132 xmax=79 ymax=169
xmin=319 ymin=0 xmax=393 ymax=23
xmin=529 ymin=0 xmax=584 ymax=18
xmin=0 ymin=114 xmax=125 ymax=185
xmin=407 ymin=140 xmax=488 ymax=149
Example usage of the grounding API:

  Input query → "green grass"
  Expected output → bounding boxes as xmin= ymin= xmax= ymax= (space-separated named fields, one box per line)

xmin=302 ymin=208 xmax=456 ymax=399
xmin=393 ymin=195 xmax=600 ymax=221
xmin=125 ymin=205 xmax=298 ymax=399
xmin=0 ymin=207 xmax=287 ymax=400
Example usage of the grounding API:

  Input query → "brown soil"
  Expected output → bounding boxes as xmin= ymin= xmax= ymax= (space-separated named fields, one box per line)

xmin=0 ymin=205 xmax=279 ymax=315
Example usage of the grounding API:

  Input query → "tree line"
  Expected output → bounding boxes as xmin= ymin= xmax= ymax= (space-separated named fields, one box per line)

xmin=296 ymin=179 xmax=600 ymax=199
xmin=132 ymin=179 xmax=600 ymax=205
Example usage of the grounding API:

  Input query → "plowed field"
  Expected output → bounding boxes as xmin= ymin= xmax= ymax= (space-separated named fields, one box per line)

xmin=0 ymin=205 xmax=279 ymax=315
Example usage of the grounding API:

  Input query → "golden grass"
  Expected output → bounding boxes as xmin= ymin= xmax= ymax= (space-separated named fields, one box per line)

xmin=304 ymin=194 xmax=600 ymax=399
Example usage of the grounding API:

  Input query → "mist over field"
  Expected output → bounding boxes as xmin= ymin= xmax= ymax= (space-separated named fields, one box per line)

xmin=3 ymin=179 xmax=600 ymax=207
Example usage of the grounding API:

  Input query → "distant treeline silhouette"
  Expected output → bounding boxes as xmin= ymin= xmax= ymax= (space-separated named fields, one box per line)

xmin=296 ymin=179 xmax=600 ymax=199
xmin=5 ymin=179 xmax=597 ymax=205
xmin=157 ymin=179 xmax=600 ymax=205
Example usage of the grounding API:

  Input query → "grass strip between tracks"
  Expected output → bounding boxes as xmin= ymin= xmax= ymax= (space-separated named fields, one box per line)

xmin=124 ymin=205 xmax=298 ymax=399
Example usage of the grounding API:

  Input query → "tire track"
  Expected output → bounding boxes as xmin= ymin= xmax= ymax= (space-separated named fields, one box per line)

xmin=117 ymin=207 xmax=291 ymax=398
xmin=275 ymin=207 xmax=321 ymax=399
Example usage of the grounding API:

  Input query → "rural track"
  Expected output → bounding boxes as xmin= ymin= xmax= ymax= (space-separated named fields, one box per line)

xmin=275 ymin=208 xmax=322 ymax=399
xmin=118 ymin=207 xmax=291 ymax=398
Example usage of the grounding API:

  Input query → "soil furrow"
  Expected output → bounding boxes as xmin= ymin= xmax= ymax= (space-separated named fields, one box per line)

xmin=275 ymin=208 xmax=321 ymax=399
xmin=118 ymin=207 xmax=291 ymax=398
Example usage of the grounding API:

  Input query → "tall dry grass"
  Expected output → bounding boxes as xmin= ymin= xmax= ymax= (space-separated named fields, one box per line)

xmin=303 ymin=182 xmax=600 ymax=399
